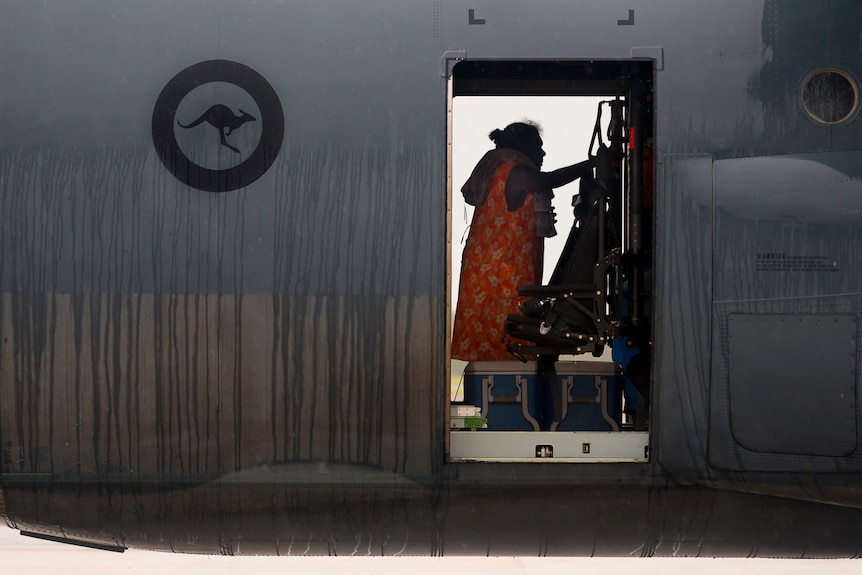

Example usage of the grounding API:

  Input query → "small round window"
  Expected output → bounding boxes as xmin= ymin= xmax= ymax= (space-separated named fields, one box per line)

xmin=801 ymin=68 xmax=858 ymax=125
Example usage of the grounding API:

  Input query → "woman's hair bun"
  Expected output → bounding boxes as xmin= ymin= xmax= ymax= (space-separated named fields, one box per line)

xmin=488 ymin=122 xmax=540 ymax=148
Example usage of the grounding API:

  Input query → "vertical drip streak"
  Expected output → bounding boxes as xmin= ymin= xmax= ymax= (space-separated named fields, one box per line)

xmin=0 ymin=139 xmax=441 ymax=480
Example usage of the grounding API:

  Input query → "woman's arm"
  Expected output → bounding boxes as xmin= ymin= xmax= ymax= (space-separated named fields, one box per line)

xmin=541 ymin=159 xmax=594 ymax=189
xmin=504 ymin=159 xmax=594 ymax=211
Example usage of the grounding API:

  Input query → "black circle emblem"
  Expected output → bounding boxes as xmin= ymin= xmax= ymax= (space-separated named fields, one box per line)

xmin=152 ymin=60 xmax=284 ymax=192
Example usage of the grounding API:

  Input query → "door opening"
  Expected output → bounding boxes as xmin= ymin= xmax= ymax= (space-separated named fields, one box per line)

xmin=447 ymin=61 xmax=654 ymax=462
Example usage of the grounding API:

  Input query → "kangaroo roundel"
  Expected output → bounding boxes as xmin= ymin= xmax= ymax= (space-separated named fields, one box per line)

xmin=152 ymin=60 xmax=285 ymax=192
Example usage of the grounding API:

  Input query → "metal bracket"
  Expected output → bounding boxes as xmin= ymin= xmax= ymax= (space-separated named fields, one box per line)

xmin=480 ymin=376 xmax=492 ymax=428
xmin=516 ymin=376 xmax=541 ymax=432
xmin=441 ymin=49 xmax=467 ymax=78
xmin=598 ymin=377 xmax=620 ymax=432
xmin=548 ymin=377 xmax=575 ymax=432
xmin=630 ymin=46 xmax=664 ymax=71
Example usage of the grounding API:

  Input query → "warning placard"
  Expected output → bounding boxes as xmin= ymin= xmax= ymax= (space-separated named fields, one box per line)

xmin=755 ymin=253 xmax=839 ymax=272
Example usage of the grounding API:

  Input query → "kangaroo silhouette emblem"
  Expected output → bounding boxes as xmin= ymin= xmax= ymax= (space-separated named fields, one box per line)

xmin=177 ymin=104 xmax=256 ymax=154
xmin=153 ymin=60 xmax=284 ymax=192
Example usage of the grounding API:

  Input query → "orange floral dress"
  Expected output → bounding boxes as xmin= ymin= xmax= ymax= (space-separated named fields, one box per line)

xmin=452 ymin=161 xmax=543 ymax=361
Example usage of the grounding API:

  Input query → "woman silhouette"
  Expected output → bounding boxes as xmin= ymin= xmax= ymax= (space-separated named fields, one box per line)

xmin=452 ymin=122 xmax=593 ymax=361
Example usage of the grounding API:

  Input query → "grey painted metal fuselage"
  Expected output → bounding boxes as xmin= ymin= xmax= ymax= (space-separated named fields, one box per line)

xmin=2 ymin=0 xmax=862 ymax=557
